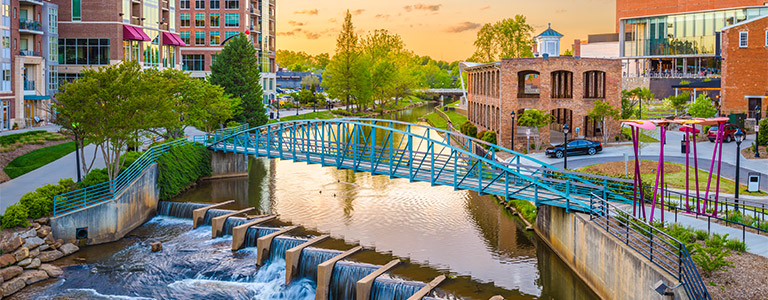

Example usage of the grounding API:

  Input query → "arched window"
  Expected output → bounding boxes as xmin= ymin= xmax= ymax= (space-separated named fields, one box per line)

xmin=584 ymin=71 xmax=606 ymax=98
xmin=517 ymin=71 xmax=540 ymax=98
xmin=551 ymin=70 xmax=573 ymax=99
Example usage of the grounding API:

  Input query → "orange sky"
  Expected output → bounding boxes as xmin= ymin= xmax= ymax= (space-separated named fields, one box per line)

xmin=276 ymin=0 xmax=616 ymax=62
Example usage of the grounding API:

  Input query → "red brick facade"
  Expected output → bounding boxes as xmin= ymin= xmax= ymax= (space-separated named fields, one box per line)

xmin=721 ymin=15 xmax=768 ymax=117
xmin=466 ymin=57 xmax=622 ymax=151
xmin=616 ymin=0 xmax=765 ymax=30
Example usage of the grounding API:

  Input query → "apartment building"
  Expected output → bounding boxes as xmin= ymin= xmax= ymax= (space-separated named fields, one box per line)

xmin=0 ymin=0 xmax=59 ymax=131
xmin=178 ymin=0 xmax=276 ymax=105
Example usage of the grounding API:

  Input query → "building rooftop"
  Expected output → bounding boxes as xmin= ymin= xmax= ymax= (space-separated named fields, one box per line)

xmin=536 ymin=23 xmax=563 ymax=38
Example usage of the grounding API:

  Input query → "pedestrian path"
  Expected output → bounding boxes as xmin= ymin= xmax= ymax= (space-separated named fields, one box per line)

xmin=0 ymin=124 xmax=61 ymax=136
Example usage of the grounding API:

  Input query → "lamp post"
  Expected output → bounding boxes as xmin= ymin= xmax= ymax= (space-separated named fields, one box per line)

xmin=72 ymin=122 xmax=81 ymax=182
xmin=563 ymin=123 xmax=570 ymax=169
xmin=734 ymin=128 xmax=745 ymax=212
xmin=509 ymin=111 xmax=516 ymax=150
xmin=756 ymin=105 xmax=762 ymax=158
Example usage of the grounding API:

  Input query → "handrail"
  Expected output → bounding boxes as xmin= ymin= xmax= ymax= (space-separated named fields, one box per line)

xmin=589 ymin=193 xmax=710 ymax=300
xmin=53 ymin=138 xmax=191 ymax=216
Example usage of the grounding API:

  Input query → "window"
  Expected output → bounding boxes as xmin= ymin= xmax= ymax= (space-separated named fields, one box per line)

xmin=180 ymin=31 xmax=190 ymax=45
xmin=180 ymin=0 xmax=189 ymax=9
xmin=123 ymin=40 xmax=139 ymax=61
xmin=225 ymin=31 xmax=239 ymax=39
xmin=2 ymin=30 xmax=9 ymax=60
xmin=551 ymin=71 xmax=573 ymax=99
xmin=517 ymin=71 xmax=540 ymax=98
xmin=58 ymin=39 xmax=111 ymax=65
xmin=210 ymin=31 xmax=220 ymax=45
xmin=584 ymin=71 xmax=606 ymax=98
xmin=211 ymin=54 xmax=218 ymax=65
xmin=740 ymin=31 xmax=748 ymax=48
xmin=765 ymin=30 xmax=768 ymax=47
xmin=71 ymin=0 xmax=81 ymax=21
xmin=143 ymin=35 xmax=159 ymax=67
xmin=210 ymin=13 xmax=220 ymax=27
xmin=195 ymin=13 xmax=205 ymax=27
xmin=224 ymin=0 xmax=238 ymax=9
xmin=224 ymin=13 xmax=239 ymax=27
xmin=1 ymin=63 xmax=8 ymax=92
xmin=48 ymin=36 xmax=57 ymax=61
xmin=195 ymin=0 xmax=204 ymax=9
xmin=210 ymin=0 xmax=219 ymax=9
xmin=183 ymin=54 xmax=205 ymax=71
xmin=48 ymin=65 xmax=57 ymax=92
xmin=180 ymin=13 xmax=190 ymax=27
xmin=163 ymin=45 xmax=175 ymax=68
xmin=195 ymin=31 xmax=205 ymax=45
xmin=48 ymin=8 xmax=57 ymax=33
xmin=2 ymin=4 xmax=9 ymax=27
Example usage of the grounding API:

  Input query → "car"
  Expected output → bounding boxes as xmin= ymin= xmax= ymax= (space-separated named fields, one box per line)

xmin=545 ymin=139 xmax=603 ymax=158
xmin=707 ymin=124 xmax=741 ymax=143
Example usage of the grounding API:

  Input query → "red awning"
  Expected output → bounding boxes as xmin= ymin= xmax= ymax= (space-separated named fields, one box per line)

xmin=162 ymin=32 xmax=186 ymax=47
xmin=123 ymin=25 xmax=151 ymax=41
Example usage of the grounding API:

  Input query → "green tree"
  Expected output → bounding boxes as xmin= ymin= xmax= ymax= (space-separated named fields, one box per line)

xmin=181 ymin=78 xmax=240 ymax=133
xmin=587 ymin=100 xmax=620 ymax=143
xmin=469 ymin=15 xmax=534 ymax=62
xmin=470 ymin=23 xmax=496 ymax=62
xmin=361 ymin=29 xmax=407 ymax=110
xmin=665 ymin=92 xmax=690 ymax=115
xmin=323 ymin=10 xmax=371 ymax=112
xmin=209 ymin=33 xmax=267 ymax=127
xmin=688 ymin=94 xmax=717 ymax=118
xmin=517 ymin=109 xmax=552 ymax=128
xmin=621 ymin=87 xmax=654 ymax=119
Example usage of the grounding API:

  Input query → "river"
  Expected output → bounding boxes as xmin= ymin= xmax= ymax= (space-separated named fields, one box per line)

xmin=13 ymin=102 xmax=597 ymax=300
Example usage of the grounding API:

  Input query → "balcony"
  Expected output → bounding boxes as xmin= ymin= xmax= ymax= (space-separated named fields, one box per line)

xmin=19 ymin=19 xmax=42 ymax=34
xmin=19 ymin=50 xmax=40 ymax=56
xmin=250 ymin=6 xmax=260 ymax=15
xmin=24 ymin=80 xmax=35 ymax=91
xmin=19 ymin=0 xmax=43 ymax=6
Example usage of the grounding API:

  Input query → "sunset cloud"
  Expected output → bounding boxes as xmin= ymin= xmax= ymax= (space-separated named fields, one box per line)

xmin=294 ymin=9 xmax=318 ymax=15
xmin=445 ymin=21 xmax=481 ymax=33
xmin=375 ymin=14 xmax=391 ymax=20
xmin=480 ymin=5 xmax=491 ymax=10
xmin=404 ymin=4 xmax=442 ymax=12
xmin=351 ymin=9 xmax=366 ymax=16
xmin=287 ymin=21 xmax=306 ymax=26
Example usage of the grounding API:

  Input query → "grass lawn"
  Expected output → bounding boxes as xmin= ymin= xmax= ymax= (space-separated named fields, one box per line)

xmin=4 ymin=141 xmax=76 ymax=179
xmin=423 ymin=112 xmax=447 ymax=129
xmin=267 ymin=110 xmax=339 ymax=124
xmin=0 ymin=131 xmax=68 ymax=152
xmin=384 ymin=96 xmax=426 ymax=111
xmin=579 ymin=160 xmax=767 ymax=197
xmin=443 ymin=109 xmax=467 ymax=126
xmin=621 ymin=127 xmax=659 ymax=143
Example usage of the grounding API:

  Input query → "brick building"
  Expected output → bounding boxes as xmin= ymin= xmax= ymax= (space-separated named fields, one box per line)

xmin=0 ymin=0 xmax=59 ymax=131
xmin=178 ymin=0 xmax=276 ymax=105
xmin=465 ymin=56 xmax=622 ymax=150
xmin=720 ymin=15 xmax=768 ymax=119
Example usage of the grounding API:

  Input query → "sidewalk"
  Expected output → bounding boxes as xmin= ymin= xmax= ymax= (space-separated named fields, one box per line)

xmin=0 ymin=144 xmax=104 ymax=214
xmin=0 ymin=124 xmax=61 ymax=136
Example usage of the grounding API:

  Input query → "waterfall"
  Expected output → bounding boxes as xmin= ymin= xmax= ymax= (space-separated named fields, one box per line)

xmin=297 ymin=248 xmax=343 ymax=282
xmin=221 ymin=217 xmax=251 ymax=236
xmin=268 ymin=237 xmax=307 ymax=261
xmin=242 ymin=227 xmax=281 ymax=248
xmin=328 ymin=261 xmax=379 ymax=300
xmin=202 ymin=209 xmax=232 ymax=226
xmin=370 ymin=277 xmax=426 ymax=300
xmin=157 ymin=201 xmax=209 ymax=219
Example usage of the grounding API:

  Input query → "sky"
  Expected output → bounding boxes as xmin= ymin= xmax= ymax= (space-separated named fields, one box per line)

xmin=276 ymin=0 xmax=616 ymax=62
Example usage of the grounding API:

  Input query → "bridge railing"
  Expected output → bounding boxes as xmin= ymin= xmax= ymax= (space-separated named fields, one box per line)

xmin=53 ymin=138 xmax=191 ymax=217
xmin=589 ymin=193 xmax=710 ymax=300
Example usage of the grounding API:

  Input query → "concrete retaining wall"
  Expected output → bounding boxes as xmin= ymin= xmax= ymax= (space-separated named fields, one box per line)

xmin=51 ymin=164 xmax=160 ymax=245
xmin=535 ymin=205 xmax=689 ymax=300
xmin=211 ymin=151 xmax=248 ymax=176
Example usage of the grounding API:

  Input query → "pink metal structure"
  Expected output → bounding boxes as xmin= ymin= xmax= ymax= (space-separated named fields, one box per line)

xmin=621 ymin=120 xmax=656 ymax=220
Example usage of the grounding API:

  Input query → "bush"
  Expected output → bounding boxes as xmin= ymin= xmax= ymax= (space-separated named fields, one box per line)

xmin=725 ymin=238 xmax=747 ymax=253
xmin=663 ymin=223 xmax=695 ymax=244
xmin=508 ymin=199 xmax=537 ymax=224
xmin=119 ymin=151 xmax=142 ymax=173
xmin=695 ymin=229 xmax=709 ymax=241
xmin=226 ymin=121 xmax=241 ymax=128
xmin=459 ymin=121 xmax=477 ymax=138
xmin=481 ymin=131 xmax=497 ymax=146
xmin=79 ymin=168 xmax=110 ymax=189
xmin=690 ymin=233 xmax=734 ymax=276
xmin=1 ymin=203 xmax=29 ymax=229
xmin=759 ymin=119 xmax=768 ymax=146
xmin=157 ymin=144 xmax=212 ymax=200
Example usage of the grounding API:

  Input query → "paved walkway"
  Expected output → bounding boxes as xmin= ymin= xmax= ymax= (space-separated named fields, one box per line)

xmin=0 ymin=124 xmax=61 ymax=136
xmin=0 ymin=144 xmax=105 ymax=214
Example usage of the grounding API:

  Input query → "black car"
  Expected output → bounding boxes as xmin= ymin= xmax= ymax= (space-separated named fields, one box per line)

xmin=545 ymin=140 xmax=603 ymax=158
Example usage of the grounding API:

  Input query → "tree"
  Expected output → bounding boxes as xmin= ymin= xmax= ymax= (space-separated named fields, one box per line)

xmin=665 ymin=92 xmax=690 ymax=116
xmin=587 ymin=100 xmax=620 ymax=143
xmin=563 ymin=49 xmax=573 ymax=56
xmin=621 ymin=87 xmax=654 ymax=119
xmin=517 ymin=109 xmax=551 ymax=128
xmin=469 ymin=15 xmax=534 ymax=62
xmin=181 ymin=79 xmax=240 ymax=133
xmin=361 ymin=29 xmax=408 ymax=110
xmin=323 ymin=10 xmax=371 ymax=112
xmin=209 ymin=33 xmax=267 ymax=127
xmin=688 ymin=94 xmax=717 ymax=118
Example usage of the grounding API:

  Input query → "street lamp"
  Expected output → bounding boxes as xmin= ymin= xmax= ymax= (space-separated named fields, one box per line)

xmin=563 ymin=123 xmax=570 ymax=169
xmin=734 ymin=128 xmax=745 ymax=212
xmin=510 ymin=111 xmax=516 ymax=150
xmin=72 ymin=122 xmax=81 ymax=182
xmin=756 ymin=105 xmax=762 ymax=158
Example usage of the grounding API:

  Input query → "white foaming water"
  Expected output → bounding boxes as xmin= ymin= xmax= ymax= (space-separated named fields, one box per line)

xmin=54 ymin=288 xmax=157 ymax=300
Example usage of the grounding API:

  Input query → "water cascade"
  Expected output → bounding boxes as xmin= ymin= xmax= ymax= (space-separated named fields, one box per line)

xmin=297 ymin=248 xmax=343 ymax=282
xmin=269 ymin=236 xmax=307 ymax=261
xmin=328 ymin=261 xmax=380 ymax=300
xmin=157 ymin=201 xmax=209 ymax=219
xmin=243 ymin=226 xmax=281 ymax=247
xmin=202 ymin=209 xmax=232 ymax=226
xmin=221 ymin=217 xmax=252 ymax=236
xmin=370 ymin=277 xmax=426 ymax=300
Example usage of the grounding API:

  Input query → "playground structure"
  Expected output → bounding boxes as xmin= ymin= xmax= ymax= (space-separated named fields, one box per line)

xmin=622 ymin=117 xmax=734 ymax=222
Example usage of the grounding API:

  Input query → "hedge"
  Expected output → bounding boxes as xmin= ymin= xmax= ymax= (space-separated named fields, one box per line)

xmin=157 ymin=144 xmax=211 ymax=200
xmin=2 ymin=178 xmax=76 ymax=228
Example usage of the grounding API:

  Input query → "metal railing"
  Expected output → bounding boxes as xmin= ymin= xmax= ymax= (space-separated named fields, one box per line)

xmin=19 ymin=50 xmax=40 ymax=56
xmin=589 ymin=194 xmax=710 ymax=300
xmin=23 ymin=80 xmax=35 ymax=91
xmin=18 ymin=19 xmax=42 ymax=31
xmin=53 ymin=138 xmax=191 ymax=216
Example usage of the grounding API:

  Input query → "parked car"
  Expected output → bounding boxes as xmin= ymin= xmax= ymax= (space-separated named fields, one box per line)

xmin=545 ymin=139 xmax=603 ymax=158
xmin=707 ymin=124 xmax=741 ymax=143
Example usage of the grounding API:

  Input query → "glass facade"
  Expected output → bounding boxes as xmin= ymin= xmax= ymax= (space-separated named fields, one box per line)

xmin=622 ymin=6 xmax=768 ymax=57
xmin=182 ymin=54 xmax=204 ymax=71
xmin=58 ymin=39 xmax=110 ymax=65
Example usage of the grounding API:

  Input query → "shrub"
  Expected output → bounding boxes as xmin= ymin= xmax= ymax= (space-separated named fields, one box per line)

xmin=119 ymin=151 xmax=142 ymax=173
xmin=157 ymin=144 xmax=212 ymax=200
xmin=226 ymin=121 xmax=241 ymax=128
xmin=725 ymin=238 xmax=747 ymax=253
xmin=79 ymin=168 xmax=110 ymax=189
xmin=481 ymin=131 xmax=497 ymax=146
xmin=459 ymin=121 xmax=477 ymax=138
xmin=1 ymin=204 xmax=29 ymax=229
xmin=508 ymin=199 xmax=537 ymax=224
xmin=663 ymin=223 xmax=695 ymax=244
xmin=690 ymin=233 xmax=734 ymax=276
xmin=695 ymin=229 xmax=709 ymax=241
xmin=759 ymin=119 xmax=768 ymax=146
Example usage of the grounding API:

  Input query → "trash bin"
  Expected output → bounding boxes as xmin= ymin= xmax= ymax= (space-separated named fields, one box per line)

xmin=681 ymin=140 xmax=687 ymax=154
xmin=748 ymin=172 xmax=761 ymax=192
xmin=269 ymin=112 xmax=274 ymax=119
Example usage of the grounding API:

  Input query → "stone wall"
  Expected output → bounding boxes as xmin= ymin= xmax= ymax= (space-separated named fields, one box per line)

xmin=535 ymin=205 xmax=690 ymax=300
xmin=211 ymin=151 xmax=249 ymax=176
xmin=51 ymin=164 xmax=159 ymax=245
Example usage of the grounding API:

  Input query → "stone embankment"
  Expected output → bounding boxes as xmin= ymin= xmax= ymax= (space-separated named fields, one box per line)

xmin=0 ymin=217 xmax=79 ymax=297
